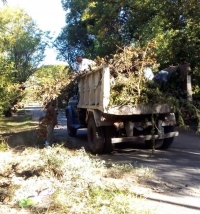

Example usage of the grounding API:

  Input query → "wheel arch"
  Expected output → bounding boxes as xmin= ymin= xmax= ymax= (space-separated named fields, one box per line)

xmin=86 ymin=109 xmax=114 ymax=127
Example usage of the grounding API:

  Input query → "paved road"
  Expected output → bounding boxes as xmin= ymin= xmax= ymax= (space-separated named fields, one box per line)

xmin=27 ymin=104 xmax=200 ymax=214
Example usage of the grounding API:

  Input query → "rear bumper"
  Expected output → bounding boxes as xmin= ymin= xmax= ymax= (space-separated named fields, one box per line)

xmin=111 ymin=131 xmax=179 ymax=144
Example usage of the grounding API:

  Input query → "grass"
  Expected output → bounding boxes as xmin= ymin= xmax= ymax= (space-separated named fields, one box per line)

xmin=0 ymin=146 xmax=155 ymax=214
xmin=0 ymin=111 xmax=155 ymax=214
xmin=0 ymin=110 xmax=40 ymax=150
xmin=105 ymin=163 xmax=153 ymax=180
xmin=0 ymin=135 xmax=7 ymax=151
xmin=0 ymin=111 xmax=37 ymax=134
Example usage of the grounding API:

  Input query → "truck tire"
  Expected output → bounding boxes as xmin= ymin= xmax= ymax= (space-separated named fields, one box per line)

xmin=145 ymin=139 xmax=164 ymax=150
xmin=67 ymin=114 xmax=77 ymax=137
xmin=87 ymin=116 xmax=105 ymax=154
xmin=161 ymin=126 xmax=175 ymax=149
xmin=145 ymin=126 xmax=174 ymax=150
xmin=104 ymin=126 xmax=115 ymax=153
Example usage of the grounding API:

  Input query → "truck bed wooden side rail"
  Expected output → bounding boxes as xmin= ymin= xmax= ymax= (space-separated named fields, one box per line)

xmin=78 ymin=66 xmax=110 ymax=112
xmin=77 ymin=66 xmax=172 ymax=115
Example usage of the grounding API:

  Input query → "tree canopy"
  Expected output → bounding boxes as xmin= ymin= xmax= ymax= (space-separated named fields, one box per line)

xmin=27 ymin=64 xmax=71 ymax=103
xmin=55 ymin=0 xmax=200 ymax=70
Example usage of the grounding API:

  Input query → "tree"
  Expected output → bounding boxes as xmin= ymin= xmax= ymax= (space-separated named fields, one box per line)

xmin=0 ymin=7 xmax=49 ymax=82
xmin=56 ymin=0 xmax=200 ymax=70
xmin=0 ymin=57 xmax=21 ymax=114
xmin=26 ymin=65 xmax=72 ymax=105
xmin=55 ymin=0 xmax=157 ymax=62
xmin=55 ymin=0 xmax=93 ymax=63
xmin=0 ymin=7 xmax=49 ymax=114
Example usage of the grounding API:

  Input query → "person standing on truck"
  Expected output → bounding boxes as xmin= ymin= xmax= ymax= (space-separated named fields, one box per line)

xmin=72 ymin=56 xmax=96 ymax=74
xmin=143 ymin=67 xmax=154 ymax=80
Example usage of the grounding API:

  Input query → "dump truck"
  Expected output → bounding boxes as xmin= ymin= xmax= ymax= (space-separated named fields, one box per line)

xmin=66 ymin=66 xmax=179 ymax=154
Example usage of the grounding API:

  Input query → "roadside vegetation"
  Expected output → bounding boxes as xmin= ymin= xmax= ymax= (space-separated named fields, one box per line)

xmin=0 ymin=6 xmax=50 ymax=116
xmin=0 ymin=113 xmax=154 ymax=214
xmin=0 ymin=1 xmax=200 ymax=213
xmin=0 ymin=109 xmax=38 ymax=150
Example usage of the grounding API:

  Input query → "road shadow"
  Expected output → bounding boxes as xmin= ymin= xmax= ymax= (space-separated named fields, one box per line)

xmin=64 ymin=129 xmax=200 ymax=199
xmin=99 ymin=133 xmax=200 ymax=198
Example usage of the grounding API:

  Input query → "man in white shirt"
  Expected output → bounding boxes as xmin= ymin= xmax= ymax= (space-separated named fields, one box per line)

xmin=72 ymin=56 xmax=96 ymax=74
xmin=143 ymin=67 xmax=154 ymax=80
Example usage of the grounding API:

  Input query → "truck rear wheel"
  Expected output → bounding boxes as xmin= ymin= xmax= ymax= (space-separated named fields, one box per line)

xmin=161 ymin=126 xmax=175 ymax=149
xmin=87 ymin=116 xmax=105 ymax=154
xmin=145 ymin=139 xmax=164 ymax=150
xmin=145 ymin=126 xmax=175 ymax=150
xmin=67 ymin=115 xmax=77 ymax=137
xmin=104 ymin=126 xmax=115 ymax=153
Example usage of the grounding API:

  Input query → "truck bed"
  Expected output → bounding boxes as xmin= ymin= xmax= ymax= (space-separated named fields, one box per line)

xmin=77 ymin=66 xmax=171 ymax=115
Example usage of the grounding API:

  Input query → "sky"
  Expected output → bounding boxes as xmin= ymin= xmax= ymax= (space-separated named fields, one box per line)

xmin=3 ymin=0 xmax=67 ymax=65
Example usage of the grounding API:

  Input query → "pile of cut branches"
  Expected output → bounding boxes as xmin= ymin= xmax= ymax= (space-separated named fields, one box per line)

xmin=96 ymin=42 xmax=158 ymax=75
xmin=95 ymin=42 xmax=166 ymax=106
xmin=95 ymin=42 xmax=200 ymax=132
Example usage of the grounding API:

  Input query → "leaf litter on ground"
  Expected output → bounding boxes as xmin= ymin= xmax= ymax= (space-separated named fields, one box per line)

xmin=0 ymin=145 xmax=155 ymax=214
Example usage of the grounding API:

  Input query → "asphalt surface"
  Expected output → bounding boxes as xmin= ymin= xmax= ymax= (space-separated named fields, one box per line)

xmin=27 ymin=103 xmax=200 ymax=214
